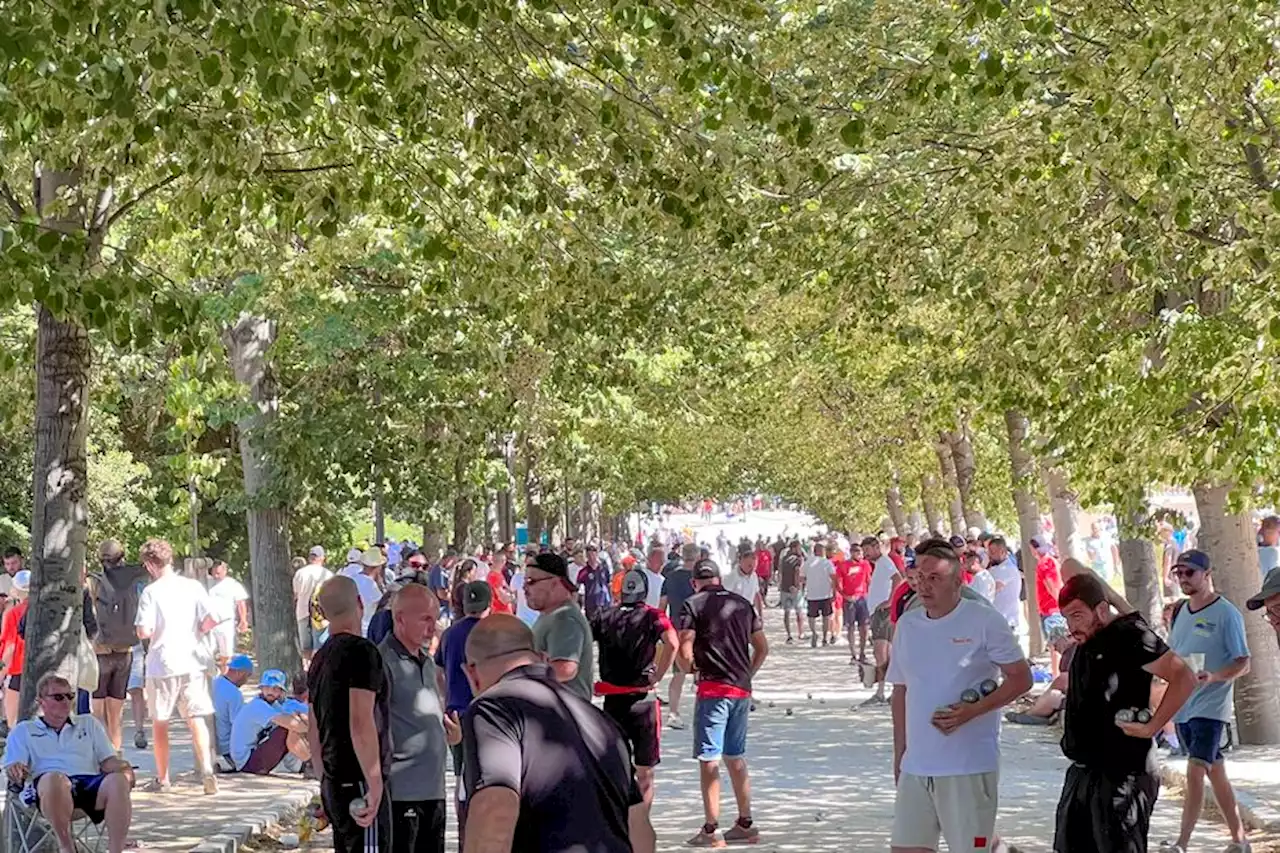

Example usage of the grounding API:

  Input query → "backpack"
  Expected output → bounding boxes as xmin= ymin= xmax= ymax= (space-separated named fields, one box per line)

xmin=310 ymin=584 xmax=329 ymax=631
xmin=89 ymin=568 xmax=143 ymax=652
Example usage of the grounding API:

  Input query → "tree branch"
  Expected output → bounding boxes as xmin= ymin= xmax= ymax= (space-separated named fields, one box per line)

xmin=106 ymin=173 xmax=181 ymax=229
xmin=0 ymin=182 xmax=24 ymax=218
xmin=263 ymin=162 xmax=354 ymax=175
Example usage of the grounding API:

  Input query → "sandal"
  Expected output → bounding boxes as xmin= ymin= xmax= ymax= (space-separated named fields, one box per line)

xmin=140 ymin=778 xmax=172 ymax=793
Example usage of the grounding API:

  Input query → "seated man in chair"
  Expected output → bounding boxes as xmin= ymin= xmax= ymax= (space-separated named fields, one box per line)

xmin=3 ymin=673 xmax=133 ymax=853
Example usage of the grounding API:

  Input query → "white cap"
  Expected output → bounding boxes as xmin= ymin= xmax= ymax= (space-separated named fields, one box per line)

xmin=309 ymin=545 xmax=326 ymax=559
xmin=12 ymin=570 xmax=30 ymax=594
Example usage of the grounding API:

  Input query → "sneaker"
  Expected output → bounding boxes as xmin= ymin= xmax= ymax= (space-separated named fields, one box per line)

xmin=1004 ymin=712 xmax=1052 ymax=726
xmin=858 ymin=694 xmax=882 ymax=709
xmin=810 ymin=635 xmax=818 ymax=649
xmin=141 ymin=778 xmax=172 ymax=794
xmin=687 ymin=828 xmax=726 ymax=848
xmin=785 ymin=637 xmax=793 ymax=645
xmin=723 ymin=822 xmax=760 ymax=845
xmin=668 ymin=712 xmax=686 ymax=731
xmin=821 ymin=638 xmax=829 ymax=647
xmin=1224 ymin=843 xmax=1251 ymax=853
xmin=202 ymin=775 xmax=218 ymax=795
xmin=1158 ymin=842 xmax=1186 ymax=853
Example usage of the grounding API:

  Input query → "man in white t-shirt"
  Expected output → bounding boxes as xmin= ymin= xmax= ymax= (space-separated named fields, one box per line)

xmin=207 ymin=560 xmax=249 ymax=662
xmin=862 ymin=537 xmax=902 ymax=704
xmin=985 ymin=536 xmax=1024 ymax=631
xmin=725 ymin=546 xmax=764 ymax=617
xmin=803 ymin=542 xmax=837 ymax=648
xmin=292 ymin=546 xmax=332 ymax=662
xmin=134 ymin=538 xmax=219 ymax=794
xmin=888 ymin=538 xmax=1032 ymax=852
xmin=353 ymin=548 xmax=385 ymax=635
xmin=643 ymin=543 xmax=670 ymax=610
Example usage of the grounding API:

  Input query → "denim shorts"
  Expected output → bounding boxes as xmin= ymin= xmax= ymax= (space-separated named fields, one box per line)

xmin=693 ymin=697 xmax=750 ymax=762
xmin=1177 ymin=717 xmax=1226 ymax=768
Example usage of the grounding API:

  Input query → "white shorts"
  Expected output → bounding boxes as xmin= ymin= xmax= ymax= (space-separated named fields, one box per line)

xmin=891 ymin=770 xmax=998 ymax=851
xmin=127 ymin=646 xmax=145 ymax=692
xmin=212 ymin=622 xmax=236 ymax=659
xmin=145 ymin=673 xmax=214 ymax=722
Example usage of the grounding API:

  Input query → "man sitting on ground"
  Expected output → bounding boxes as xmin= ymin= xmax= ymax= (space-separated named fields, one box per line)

xmin=230 ymin=669 xmax=310 ymax=775
xmin=2 ymin=674 xmax=134 ymax=853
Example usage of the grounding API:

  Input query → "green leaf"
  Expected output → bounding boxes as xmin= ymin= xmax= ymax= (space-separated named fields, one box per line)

xmin=1269 ymin=317 xmax=1280 ymax=341
xmin=200 ymin=56 xmax=223 ymax=87
xmin=839 ymin=118 xmax=864 ymax=148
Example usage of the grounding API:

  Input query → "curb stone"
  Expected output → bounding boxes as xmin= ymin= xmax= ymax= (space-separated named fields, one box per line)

xmin=188 ymin=783 xmax=319 ymax=853
xmin=1159 ymin=759 xmax=1280 ymax=834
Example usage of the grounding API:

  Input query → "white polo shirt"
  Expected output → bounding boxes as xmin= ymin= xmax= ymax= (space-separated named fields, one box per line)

xmin=2 ymin=714 xmax=115 ymax=777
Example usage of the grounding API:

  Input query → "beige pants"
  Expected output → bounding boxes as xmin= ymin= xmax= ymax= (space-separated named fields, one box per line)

xmin=145 ymin=673 xmax=213 ymax=722
xmin=891 ymin=770 xmax=998 ymax=851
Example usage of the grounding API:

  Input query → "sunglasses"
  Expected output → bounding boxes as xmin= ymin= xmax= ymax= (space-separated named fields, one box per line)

xmin=43 ymin=692 xmax=75 ymax=702
xmin=525 ymin=575 xmax=557 ymax=587
xmin=1173 ymin=567 xmax=1204 ymax=579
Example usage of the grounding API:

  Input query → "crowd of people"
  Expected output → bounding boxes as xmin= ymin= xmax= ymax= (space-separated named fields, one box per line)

xmin=5 ymin=505 xmax=1280 ymax=853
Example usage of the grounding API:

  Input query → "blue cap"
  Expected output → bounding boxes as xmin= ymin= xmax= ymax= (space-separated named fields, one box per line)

xmin=227 ymin=654 xmax=253 ymax=672
xmin=260 ymin=669 xmax=287 ymax=689
xmin=1174 ymin=549 xmax=1212 ymax=573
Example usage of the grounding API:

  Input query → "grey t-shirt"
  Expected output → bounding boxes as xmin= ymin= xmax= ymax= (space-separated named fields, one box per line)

xmin=378 ymin=634 xmax=447 ymax=801
xmin=532 ymin=601 xmax=594 ymax=701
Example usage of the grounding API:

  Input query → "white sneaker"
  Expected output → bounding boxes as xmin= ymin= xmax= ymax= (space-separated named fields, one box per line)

xmin=1224 ymin=842 xmax=1252 ymax=853
xmin=668 ymin=712 xmax=686 ymax=730
xmin=1159 ymin=842 xmax=1186 ymax=853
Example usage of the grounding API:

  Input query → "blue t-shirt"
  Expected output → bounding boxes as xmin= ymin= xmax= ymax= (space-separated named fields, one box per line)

xmin=212 ymin=676 xmax=246 ymax=756
xmin=433 ymin=616 xmax=480 ymax=713
xmin=231 ymin=695 xmax=284 ymax=769
xmin=1168 ymin=595 xmax=1249 ymax=724
xmin=427 ymin=565 xmax=448 ymax=591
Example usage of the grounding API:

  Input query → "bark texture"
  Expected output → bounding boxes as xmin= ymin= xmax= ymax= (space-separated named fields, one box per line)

xmin=522 ymin=439 xmax=545 ymax=546
xmin=936 ymin=437 xmax=966 ymax=536
xmin=453 ymin=452 xmax=473 ymax=550
xmin=920 ymin=474 xmax=944 ymax=536
xmin=948 ymin=423 xmax=987 ymax=530
xmin=1044 ymin=467 xmax=1088 ymax=564
xmin=1193 ymin=483 xmax=1280 ymax=744
xmin=1004 ymin=410 xmax=1043 ymax=657
xmin=885 ymin=473 xmax=908 ymax=537
xmin=225 ymin=314 xmax=298 ymax=675
xmin=1117 ymin=529 xmax=1163 ymax=635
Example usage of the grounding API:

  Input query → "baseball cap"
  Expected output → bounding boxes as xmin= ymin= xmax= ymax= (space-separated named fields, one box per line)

xmin=12 ymin=571 xmax=30 ymax=594
xmin=681 ymin=542 xmax=701 ymax=561
xmin=309 ymin=545 xmax=326 ymax=559
xmin=1174 ymin=549 xmax=1212 ymax=573
xmin=463 ymin=581 xmax=493 ymax=615
xmin=948 ymin=535 xmax=966 ymax=549
xmin=692 ymin=559 xmax=720 ymax=580
xmin=260 ymin=669 xmax=287 ymax=689
xmin=1247 ymin=567 xmax=1280 ymax=610
xmin=346 ymin=547 xmax=362 ymax=563
xmin=227 ymin=654 xmax=254 ymax=672
xmin=737 ymin=543 xmax=754 ymax=557
xmin=620 ymin=570 xmax=649 ymax=605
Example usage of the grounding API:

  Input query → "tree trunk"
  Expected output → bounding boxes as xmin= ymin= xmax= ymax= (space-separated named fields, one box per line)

xmin=949 ymin=423 xmax=987 ymax=531
xmin=921 ymin=474 xmax=944 ymax=536
xmin=372 ymin=489 xmax=386 ymax=544
xmin=497 ymin=434 xmax=516 ymax=544
xmin=224 ymin=314 xmax=297 ymax=675
xmin=1044 ymin=467 xmax=1088 ymax=564
xmin=1004 ymin=410 xmax=1043 ymax=657
xmin=1193 ymin=483 xmax=1280 ymax=744
xmin=422 ymin=519 xmax=445 ymax=562
xmin=885 ymin=473 xmax=908 ymax=537
xmin=1117 ymin=517 xmax=1163 ymax=636
xmin=936 ymin=436 xmax=967 ymax=536
xmin=483 ymin=488 xmax=499 ymax=545
xmin=453 ymin=452 xmax=473 ymax=551
xmin=22 ymin=306 xmax=92 ymax=716
xmin=523 ymin=443 xmax=545 ymax=546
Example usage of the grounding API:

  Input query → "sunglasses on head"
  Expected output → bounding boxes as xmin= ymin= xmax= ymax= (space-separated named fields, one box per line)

xmin=43 ymin=692 xmax=75 ymax=702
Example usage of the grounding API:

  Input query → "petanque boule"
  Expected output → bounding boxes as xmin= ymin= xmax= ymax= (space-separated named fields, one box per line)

xmin=348 ymin=797 xmax=368 ymax=817
xmin=979 ymin=678 xmax=999 ymax=696
xmin=785 ymin=707 xmax=794 ymax=716
xmin=960 ymin=688 xmax=982 ymax=704
xmin=1114 ymin=708 xmax=1136 ymax=723
xmin=1135 ymin=709 xmax=1152 ymax=724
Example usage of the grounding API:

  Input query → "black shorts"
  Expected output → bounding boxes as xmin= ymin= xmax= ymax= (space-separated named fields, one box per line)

xmin=807 ymin=598 xmax=833 ymax=619
xmin=241 ymin=726 xmax=291 ymax=775
xmin=35 ymin=773 xmax=107 ymax=824
xmin=843 ymin=598 xmax=869 ymax=627
xmin=6 ymin=673 xmax=19 ymax=693
xmin=603 ymin=693 xmax=661 ymax=767
xmin=322 ymin=778 xmax=391 ymax=853
xmin=93 ymin=651 xmax=131 ymax=700
xmin=1053 ymin=763 xmax=1159 ymax=853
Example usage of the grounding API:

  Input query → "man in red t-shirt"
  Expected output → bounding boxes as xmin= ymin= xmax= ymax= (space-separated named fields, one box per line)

xmin=754 ymin=545 xmax=773 ymax=605
xmin=888 ymin=536 xmax=907 ymax=573
xmin=1032 ymin=536 xmax=1065 ymax=675
xmin=835 ymin=545 xmax=872 ymax=663
xmin=486 ymin=553 xmax=514 ymax=615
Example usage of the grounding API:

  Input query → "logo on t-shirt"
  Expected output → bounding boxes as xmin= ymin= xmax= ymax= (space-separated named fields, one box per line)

xmin=1192 ymin=617 xmax=1217 ymax=637
xmin=950 ymin=636 xmax=974 ymax=645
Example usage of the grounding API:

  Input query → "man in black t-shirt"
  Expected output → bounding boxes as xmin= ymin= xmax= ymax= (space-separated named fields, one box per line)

xmin=677 ymin=560 xmax=768 ymax=847
xmin=460 ymin=615 xmax=655 ymax=853
xmin=591 ymin=570 xmax=679 ymax=808
xmin=778 ymin=540 xmax=805 ymax=643
xmin=1054 ymin=573 xmax=1196 ymax=853
xmin=308 ymin=576 xmax=392 ymax=853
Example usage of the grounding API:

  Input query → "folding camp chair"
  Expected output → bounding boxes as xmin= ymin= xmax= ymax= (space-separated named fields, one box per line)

xmin=5 ymin=781 xmax=106 ymax=853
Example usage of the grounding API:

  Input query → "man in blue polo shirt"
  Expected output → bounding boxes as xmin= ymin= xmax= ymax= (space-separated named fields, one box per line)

xmin=212 ymin=654 xmax=252 ymax=770
xmin=433 ymin=581 xmax=491 ymax=775
xmin=230 ymin=669 xmax=310 ymax=775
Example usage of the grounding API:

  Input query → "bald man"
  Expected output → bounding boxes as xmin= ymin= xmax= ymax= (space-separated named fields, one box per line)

xmin=378 ymin=585 xmax=450 ymax=853
xmin=307 ymin=577 xmax=391 ymax=853
xmin=459 ymin=615 xmax=655 ymax=853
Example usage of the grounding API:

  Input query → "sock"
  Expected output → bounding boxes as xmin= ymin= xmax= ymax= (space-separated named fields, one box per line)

xmin=736 ymin=817 xmax=753 ymax=829
xmin=702 ymin=822 xmax=718 ymax=835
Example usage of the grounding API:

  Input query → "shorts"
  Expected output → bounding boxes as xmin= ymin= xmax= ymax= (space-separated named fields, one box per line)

xmin=93 ymin=651 xmax=131 ymax=701
xmin=297 ymin=617 xmax=325 ymax=653
xmin=5 ymin=673 xmax=19 ymax=693
xmin=1042 ymin=613 xmax=1069 ymax=642
xmin=870 ymin=603 xmax=894 ymax=642
xmin=241 ymin=726 xmax=291 ymax=774
xmin=692 ymin=697 xmax=750 ymax=762
xmin=145 ymin=673 xmax=214 ymax=722
xmin=891 ymin=770 xmax=998 ymax=851
xmin=213 ymin=623 xmax=236 ymax=659
xmin=779 ymin=591 xmax=800 ymax=612
xmin=322 ymin=778 xmax=391 ymax=853
xmin=1177 ymin=717 xmax=1226 ymax=768
xmin=843 ymin=597 xmax=869 ymax=627
xmin=1053 ymin=763 xmax=1158 ymax=852
xmin=34 ymin=773 xmax=108 ymax=824
xmin=603 ymin=693 xmax=661 ymax=767
xmin=127 ymin=646 xmax=145 ymax=692
xmin=807 ymin=598 xmax=833 ymax=619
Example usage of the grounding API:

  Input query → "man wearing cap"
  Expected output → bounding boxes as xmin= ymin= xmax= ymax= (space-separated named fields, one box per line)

xmin=212 ymin=655 xmax=252 ymax=770
xmin=1162 ymin=549 xmax=1251 ymax=853
xmin=677 ymin=559 xmax=768 ymax=846
xmin=1031 ymin=537 xmax=1066 ymax=676
xmin=350 ymin=548 xmax=386 ymax=636
xmin=458 ymin=615 xmax=655 ymax=853
xmin=527 ymin=553 xmax=595 ymax=701
xmin=88 ymin=540 xmax=150 ymax=751
xmin=434 ymin=581 xmax=492 ymax=776
xmin=294 ymin=547 xmax=333 ymax=664
xmin=591 ymin=570 xmax=679 ymax=812
xmin=1246 ymin=567 xmax=1280 ymax=645
xmin=660 ymin=543 xmax=699 ymax=729
xmin=230 ymin=669 xmax=310 ymax=775
xmin=379 ymin=584 xmax=452 ymax=853
xmin=777 ymin=540 xmax=805 ymax=645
